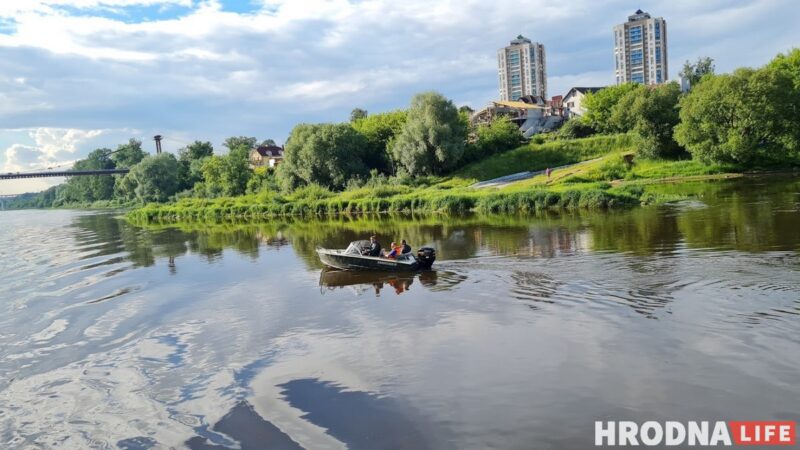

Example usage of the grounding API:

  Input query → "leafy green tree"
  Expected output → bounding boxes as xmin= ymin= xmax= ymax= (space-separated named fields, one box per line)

xmin=629 ymin=82 xmax=684 ymax=158
xmin=196 ymin=154 xmax=252 ymax=197
xmin=558 ymin=118 xmax=596 ymax=139
xmin=766 ymin=48 xmax=800 ymax=153
xmin=350 ymin=108 xmax=368 ymax=122
xmin=582 ymin=84 xmax=639 ymax=133
xmin=675 ymin=67 xmax=796 ymax=165
xmin=463 ymin=117 xmax=522 ymax=163
xmin=279 ymin=123 xmax=370 ymax=190
xmin=246 ymin=166 xmax=279 ymax=194
xmin=221 ymin=136 xmax=256 ymax=195
xmin=224 ymin=136 xmax=257 ymax=160
xmin=768 ymin=48 xmax=800 ymax=87
xmin=180 ymin=140 xmax=214 ymax=161
xmin=679 ymin=56 xmax=715 ymax=87
xmin=260 ymin=138 xmax=277 ymax=147
xmin=351 ymin=109 xmax=408 ymax=173
xmin=177 ymin=140 xmax=214 ymax=190
xmin=390 ymin=91 xmax=467 ymax=175
xmin=112 ymin=139 xmax=147 ymax=168
xmin=198 ymin=155 xmax=227 ymax=198
xmin=119 ymin=153 xmax=181 ymax=203
xmin=458 ymin=105 xmax=475 ymax=115
xmin=608 ymin=84 xmax=647 ymax=133
xmin=62 ymin=149 xmax=116 ymax=203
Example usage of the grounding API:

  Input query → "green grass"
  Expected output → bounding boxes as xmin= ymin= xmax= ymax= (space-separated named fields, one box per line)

xmin=456 ymin=134 xmax=635 ymax=181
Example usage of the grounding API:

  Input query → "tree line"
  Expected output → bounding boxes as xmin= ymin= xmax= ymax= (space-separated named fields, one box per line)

xmin=8 ymin=92 xmax=521 ymax=208
xmin=563 ymin=50 xmax=800 ymax=166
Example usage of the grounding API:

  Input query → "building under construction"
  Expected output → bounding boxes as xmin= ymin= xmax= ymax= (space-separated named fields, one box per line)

xmin=471 ymin=95 xmax=562 ymax=139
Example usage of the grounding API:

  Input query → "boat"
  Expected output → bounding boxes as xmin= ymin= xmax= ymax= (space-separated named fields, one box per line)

xmin=316 ymin=240 xmax=436 ymax=271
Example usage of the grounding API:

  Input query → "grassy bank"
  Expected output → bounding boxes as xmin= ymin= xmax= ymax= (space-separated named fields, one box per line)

xmin=127 ymin=134 xmax=765 ymax=224
xmin=457 ymin=134 xmax=635 ymax=180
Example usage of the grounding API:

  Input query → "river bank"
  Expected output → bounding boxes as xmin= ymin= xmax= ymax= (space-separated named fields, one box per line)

xmin=127 ymin=137 xmax=792 ymax=224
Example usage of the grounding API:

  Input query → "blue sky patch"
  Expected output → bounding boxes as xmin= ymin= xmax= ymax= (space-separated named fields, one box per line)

xmin=50 ymin=3 xmax=194 ymax=24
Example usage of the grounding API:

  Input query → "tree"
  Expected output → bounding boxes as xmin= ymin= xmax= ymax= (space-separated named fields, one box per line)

xmin=279 ymin=123 xmax=370 ymax=190
xmin=112 ymin=139 xmax=147 ymax=168
xmin=608 ymin=84 xmax=647 ymax=133
xmin=351 ymin=109 xmax=408 ymax=173
xmin=629 ymin=82 xmax=684 ymax=158
xmin=121 ymin=153 xmax=181 ymax=203
xmin=221 ymin=136 xmax=256 ymax=195
xmin=558 ymin=118 xmax=596 ymax=139
xmin=675 ymin=67 xmax=796 ymax=165
xmin=458 ymin=105 xmax=475 ymax=115
xmin=390 ymin=91 xmax=467 ymax=175
xmin=246 ymin=166 xmax=279 ymax=194
xmin=350 ymin=108 xmax=368 ymax=122
xmin=223 ymin=136 xmax=257 ymax=166
xmin=196 ymin=153 xmax=252 ymax=198
xmin=198 ymin=155 xmax=227 ymax=198
xmin=177 ymin=140 xmax=214 ymax=190
xmin=581 ymin=84 xmax=640 ymax=133
xmin=260 ymin=138 xmax=277 ymax=147
xmin=62 ymin=148 xmax=116 ymax=203
xmin=179 ymin=140 xmax=214 ymax=161
xmin=679 ymin=56 xmax=715 ymax=88
xmin=768 ymin=48 xmax=800 ymax=88
xmin=463 ymin=117 xmax=522 ymax=164
xmin=766 ymin=48 xmax=800 ymax=155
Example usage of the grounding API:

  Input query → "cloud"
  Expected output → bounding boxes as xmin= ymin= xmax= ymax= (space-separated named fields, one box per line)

xmin=0 ymin=127 xmax=115 ymax=172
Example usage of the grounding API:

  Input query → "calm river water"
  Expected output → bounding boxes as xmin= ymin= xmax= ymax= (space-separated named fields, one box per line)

xmin=1 ymin=177 xmax=799 ymax=449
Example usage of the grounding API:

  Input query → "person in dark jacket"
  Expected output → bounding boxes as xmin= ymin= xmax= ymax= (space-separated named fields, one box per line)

xmin=400 ymin=239 xmax=412 ymax=254
xmin=364 ymin=235 xmax=382 ymax=256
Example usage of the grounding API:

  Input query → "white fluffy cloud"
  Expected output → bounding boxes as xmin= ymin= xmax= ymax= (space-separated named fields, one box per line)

xmin=0 ymin=0 xmax=798 ymax=194
xmin=0 ymin=127 xmax=134 ymax=194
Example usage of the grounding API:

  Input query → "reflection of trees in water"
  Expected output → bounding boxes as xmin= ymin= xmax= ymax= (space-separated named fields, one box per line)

xmin=75 ymin=177 xmax=799 ymax=274
xmin=70 ymin=213 xmax=127 ymax=258
xmin=652 ymin=176 xmax=800 ymax=252
xmin=588 ymin=207 xmax=681 ymax=256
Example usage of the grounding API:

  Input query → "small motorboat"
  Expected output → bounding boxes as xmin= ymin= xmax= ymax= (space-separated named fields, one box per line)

xmin=316 ymin=240 xmax=436 ymax=271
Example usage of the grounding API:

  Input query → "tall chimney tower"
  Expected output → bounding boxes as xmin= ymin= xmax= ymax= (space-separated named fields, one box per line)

xmin=153 ymin=135 xmax=163 ymax=154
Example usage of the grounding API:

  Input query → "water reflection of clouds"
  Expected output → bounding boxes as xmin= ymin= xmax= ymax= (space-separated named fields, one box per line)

xmin=3 ymin=188 xmax=800 ymax=449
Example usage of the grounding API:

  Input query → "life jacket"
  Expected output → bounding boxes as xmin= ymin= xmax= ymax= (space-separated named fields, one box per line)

xmin=387 ymin=244 xmax=402 ymax=259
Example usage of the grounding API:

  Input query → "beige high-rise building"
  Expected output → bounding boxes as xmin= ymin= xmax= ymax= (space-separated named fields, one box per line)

xmin=613 ymin=10 xmax=668 ymax=85
xmin=497 ymin=36 xmax=546 ymax=101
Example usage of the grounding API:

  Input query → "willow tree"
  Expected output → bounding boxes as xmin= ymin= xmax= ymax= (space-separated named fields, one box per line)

xmin=390 ymin=92 xmax=466 ymax=175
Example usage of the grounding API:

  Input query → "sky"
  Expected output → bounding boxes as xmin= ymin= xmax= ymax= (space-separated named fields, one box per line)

xmin=1 ymin=0 xmax=799 ymax=194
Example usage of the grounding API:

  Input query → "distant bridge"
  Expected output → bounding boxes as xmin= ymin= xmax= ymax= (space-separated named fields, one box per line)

xmin=0 ymin=169 xmax=130 ymax=180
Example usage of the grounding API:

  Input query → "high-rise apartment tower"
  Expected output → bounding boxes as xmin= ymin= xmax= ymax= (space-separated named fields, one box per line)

xmin=613 ymin=10 xmax=668 ymax=85
xmin=498 ymin=36 xmax=547 ymax=101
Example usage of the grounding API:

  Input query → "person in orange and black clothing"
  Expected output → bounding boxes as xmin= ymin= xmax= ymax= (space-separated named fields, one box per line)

xmin=385 ymin=242 xmax=401 ymax=259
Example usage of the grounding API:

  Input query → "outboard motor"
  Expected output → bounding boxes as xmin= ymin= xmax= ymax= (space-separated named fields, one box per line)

xmin=416 ymin=247 xmax=436 ymax=270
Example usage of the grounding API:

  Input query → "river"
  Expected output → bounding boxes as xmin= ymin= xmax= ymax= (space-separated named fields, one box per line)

xmin=1 ymin=177 xmax=799 ymax=449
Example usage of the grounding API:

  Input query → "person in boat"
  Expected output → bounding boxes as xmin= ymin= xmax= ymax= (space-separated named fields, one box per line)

xmin=363 ymin=235 xmax=382 ymax=257
xmin=400 ymin=239 xmax=412 ymax=254
xmin=385 ymin=242 xmax=401 ymax=259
